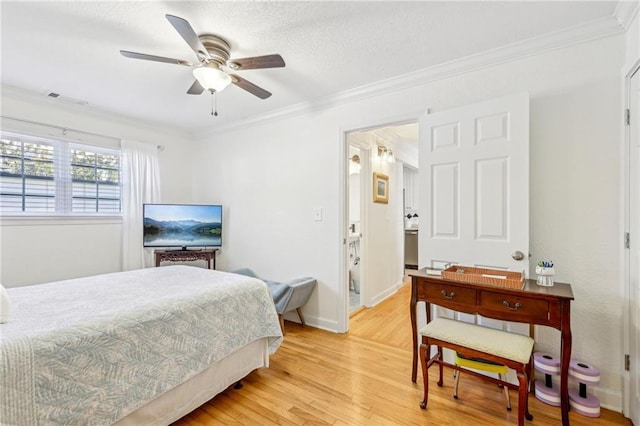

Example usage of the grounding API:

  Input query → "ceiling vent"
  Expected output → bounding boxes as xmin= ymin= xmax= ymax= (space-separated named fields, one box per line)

xmin=40 ymin=90 xmax=88 ymax=106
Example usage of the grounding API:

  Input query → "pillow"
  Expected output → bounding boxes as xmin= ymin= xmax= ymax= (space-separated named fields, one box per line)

xmin=0 ymin=284 xmax=9 ymax=323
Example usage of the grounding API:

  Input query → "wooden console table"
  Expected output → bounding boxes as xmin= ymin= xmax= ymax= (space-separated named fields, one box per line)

xmin=154 ymin=249 xmax=218 ymax=270
xmin=409 ymin=269 xmax=574 ymax=426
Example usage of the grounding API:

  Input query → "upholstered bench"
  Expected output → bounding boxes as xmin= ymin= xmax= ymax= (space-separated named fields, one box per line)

xmin=419 ymin=317 xmax=535 ymax=426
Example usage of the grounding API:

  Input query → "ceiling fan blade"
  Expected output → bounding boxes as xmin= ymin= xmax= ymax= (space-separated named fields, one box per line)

xmin=230 ymin=74 xmax=272 ymax=99
xmin=165 ymin=14 xmax=210 ymax=61
xmin=120 ymin=50 xmax=192 ymax=66
xmin=228 ymin=54 xmax=285 ymax=70
xmin=187 ymin=80 xmax=205 ymax=95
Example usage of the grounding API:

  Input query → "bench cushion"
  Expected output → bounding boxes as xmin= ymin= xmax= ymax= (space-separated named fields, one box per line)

xmin=420 ymin=317 xmax=534 ymax=364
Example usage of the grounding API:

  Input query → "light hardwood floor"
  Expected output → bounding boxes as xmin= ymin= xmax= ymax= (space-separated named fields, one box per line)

xmin=173 ymin=282 xmax=632 ymax=426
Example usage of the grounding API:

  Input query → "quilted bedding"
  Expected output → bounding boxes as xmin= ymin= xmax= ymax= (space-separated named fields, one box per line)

xmin=0 ymin=265 xmax=283 ymax=425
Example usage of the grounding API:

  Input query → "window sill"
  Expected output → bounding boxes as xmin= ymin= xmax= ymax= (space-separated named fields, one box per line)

xmin=0 ymin=214 xmax=123 ymax=226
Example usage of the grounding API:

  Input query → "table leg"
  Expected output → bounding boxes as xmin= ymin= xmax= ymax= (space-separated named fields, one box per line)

xmin=410 ymin=280 xmax=418 ymax=382
xmin=560 ymin=324 xmax=572 ymax=425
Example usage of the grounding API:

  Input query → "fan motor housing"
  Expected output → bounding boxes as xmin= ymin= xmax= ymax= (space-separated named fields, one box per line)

xmin=199 ymin=34 xmax=230 ymax=66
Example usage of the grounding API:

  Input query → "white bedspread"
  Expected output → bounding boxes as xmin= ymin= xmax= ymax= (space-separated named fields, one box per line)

xmin=0 ymin=265 xmax=283 ymax=425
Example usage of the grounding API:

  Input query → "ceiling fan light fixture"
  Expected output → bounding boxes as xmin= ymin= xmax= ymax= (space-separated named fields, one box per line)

xmin=121 ymin=15 xmax=284 ymax=99
xmin=192 ymin=65 xmax=232 ymax=92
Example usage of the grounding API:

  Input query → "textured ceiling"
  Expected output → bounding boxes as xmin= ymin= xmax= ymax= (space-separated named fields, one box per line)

xmin=0 ymin=1 xmax=623 ymax=135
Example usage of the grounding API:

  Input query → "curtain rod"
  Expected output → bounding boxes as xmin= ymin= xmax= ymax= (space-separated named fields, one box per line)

xmin=0 ymin=115 xmax=165 ymax=150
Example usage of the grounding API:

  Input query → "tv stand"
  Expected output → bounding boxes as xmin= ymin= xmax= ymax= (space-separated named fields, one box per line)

xmin=167 ymin=247 xmax=197 ymax=253
xmin=154 ymin=248 xmax=218 ymax=270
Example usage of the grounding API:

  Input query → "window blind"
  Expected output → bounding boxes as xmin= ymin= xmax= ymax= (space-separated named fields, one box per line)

xmin=0 ymin=133 xmax=121 ymax=214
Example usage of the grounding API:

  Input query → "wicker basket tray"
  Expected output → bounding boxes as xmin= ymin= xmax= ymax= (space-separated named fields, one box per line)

xmin=441 ymin=265 xmax=525 ymax=289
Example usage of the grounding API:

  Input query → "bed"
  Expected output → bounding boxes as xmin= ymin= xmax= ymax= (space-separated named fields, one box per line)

xmin=0 ymin=265 xmax=283 ymax=425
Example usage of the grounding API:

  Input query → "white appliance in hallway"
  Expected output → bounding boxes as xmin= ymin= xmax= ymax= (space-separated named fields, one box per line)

xmin=348 ymin=146 xmax=362 ymax=313
xmin=349 ymin=234 xmax=360 ymax=294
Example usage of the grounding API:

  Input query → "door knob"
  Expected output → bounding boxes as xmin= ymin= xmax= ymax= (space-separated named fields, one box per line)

xmin=512 ymin=250 xmax=525 ymax=261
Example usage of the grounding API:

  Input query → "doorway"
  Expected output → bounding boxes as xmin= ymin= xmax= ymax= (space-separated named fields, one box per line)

xmin=344 ymin=121 xmax=419 ymax=323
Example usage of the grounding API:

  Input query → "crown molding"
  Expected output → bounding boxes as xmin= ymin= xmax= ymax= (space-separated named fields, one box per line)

xmin=614 ymin=0 xmax=640 ymax=30
xmin=194 ymin=14 xmax=625 ymax=140
xmin=0 ymin=84 xmax=191 ymax=141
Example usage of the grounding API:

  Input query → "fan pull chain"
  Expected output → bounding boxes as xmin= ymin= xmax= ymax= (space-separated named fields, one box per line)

xmin=210 ymin=90 xmax=219 ymax=117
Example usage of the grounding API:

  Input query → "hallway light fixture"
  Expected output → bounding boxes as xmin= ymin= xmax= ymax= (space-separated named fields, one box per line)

xmin=377 ymin=145 xmax=395 ymax=163
xmin=349 ymin=154 xmax=361 ymax=174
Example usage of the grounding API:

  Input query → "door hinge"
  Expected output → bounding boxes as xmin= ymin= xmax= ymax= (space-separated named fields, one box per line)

xmin=625 ymin=232 xmax=630 ymax=249
xmin=625 ymin=108 xmax=631 ymax=126
xmin=625 ymin=354 xmax=630 ymax=371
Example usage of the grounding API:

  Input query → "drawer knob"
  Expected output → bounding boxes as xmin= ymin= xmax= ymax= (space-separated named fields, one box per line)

xmin=441 ymin=290 xmax=456 ymax=299
xmin=503 ymin=300 xmax=522 ymax=311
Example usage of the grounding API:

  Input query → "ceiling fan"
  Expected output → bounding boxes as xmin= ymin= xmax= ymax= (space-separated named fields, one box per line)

xmin=120 ymin=14 xmax=285 ymax=102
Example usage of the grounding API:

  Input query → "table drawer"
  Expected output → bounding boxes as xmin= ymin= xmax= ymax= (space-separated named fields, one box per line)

xmin=480 ymin=291 xmax=549 ymax=321
xmin=425 ymin=283 xmax=477 ymax=307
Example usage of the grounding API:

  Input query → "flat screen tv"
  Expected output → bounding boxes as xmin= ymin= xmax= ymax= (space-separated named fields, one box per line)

xmin=143 ymin=203 xmax=222 ymax=250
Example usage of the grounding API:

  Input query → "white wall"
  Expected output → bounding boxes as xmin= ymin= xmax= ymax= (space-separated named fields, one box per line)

xmin=192 ymin=34 xmax=626 ymax=409
xmin=192 ymin=121 xmax=341 ymax=329
xmin=365 ymin=155 xmax=404 ymax=305
xmin=623 ymin=6 xmax=639 ymax=73
xmin=0 ymin=90 xmax=194 ymax=287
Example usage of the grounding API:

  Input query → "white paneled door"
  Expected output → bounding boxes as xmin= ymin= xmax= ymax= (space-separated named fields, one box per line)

xmin=419 ymin=92 xmax=530 ymax=274
xmin=417 ymin=93 xmax=530 ymax=363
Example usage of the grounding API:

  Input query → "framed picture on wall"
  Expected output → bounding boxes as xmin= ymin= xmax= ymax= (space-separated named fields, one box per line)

xmin=373 ymin=172 xmax=389 ymax=204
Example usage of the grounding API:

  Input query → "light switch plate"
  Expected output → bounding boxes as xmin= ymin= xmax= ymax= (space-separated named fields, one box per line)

xmin=314 ymin=207 xmax=323 ymax=221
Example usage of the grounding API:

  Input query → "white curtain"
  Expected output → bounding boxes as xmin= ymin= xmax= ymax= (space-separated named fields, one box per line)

xmin=121 ymin=140 xmax=161 ymax=271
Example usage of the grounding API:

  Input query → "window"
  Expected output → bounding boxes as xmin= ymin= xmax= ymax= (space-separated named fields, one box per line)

xmin=0 ymin=133 xmax=121 ymax=214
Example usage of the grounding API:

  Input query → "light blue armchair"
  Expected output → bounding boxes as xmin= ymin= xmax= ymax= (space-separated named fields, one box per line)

xmin=232 ymin=268 xmax=317 ymax=333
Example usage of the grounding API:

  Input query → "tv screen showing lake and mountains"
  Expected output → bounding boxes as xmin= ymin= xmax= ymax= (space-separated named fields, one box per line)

xmin=143 ymin=204 xmax=222 ymax=248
